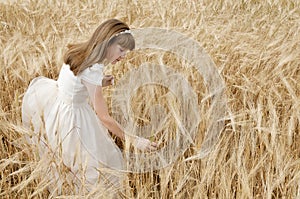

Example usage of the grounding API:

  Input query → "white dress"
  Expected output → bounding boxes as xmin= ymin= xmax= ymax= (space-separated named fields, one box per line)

xmin=22 ymin=63 xmax=124 ymax=191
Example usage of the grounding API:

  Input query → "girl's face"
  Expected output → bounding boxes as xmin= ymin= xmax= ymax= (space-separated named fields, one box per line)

xmin=105 ymin=43 xmax=129 ymax=64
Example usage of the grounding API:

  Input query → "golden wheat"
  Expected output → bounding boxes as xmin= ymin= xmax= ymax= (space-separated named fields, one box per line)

xmin=1 ymin=0 xmax=299 ymax=198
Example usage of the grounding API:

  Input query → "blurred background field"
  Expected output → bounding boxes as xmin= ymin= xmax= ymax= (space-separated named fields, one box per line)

xmin=0 ymin=0 xmax=299 ymax=198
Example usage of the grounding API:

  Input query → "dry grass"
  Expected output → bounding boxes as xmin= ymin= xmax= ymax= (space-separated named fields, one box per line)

xmin=1 ymin=0 xmax=300 ymax=198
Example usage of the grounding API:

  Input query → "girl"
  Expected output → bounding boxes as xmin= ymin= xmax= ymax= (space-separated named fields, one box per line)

xmin=22 ymin=19 xmax=157 ymax=194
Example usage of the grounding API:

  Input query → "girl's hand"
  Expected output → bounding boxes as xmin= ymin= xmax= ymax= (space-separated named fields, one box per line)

xmin=102 ymin=75 xmax=114 ymax=87
xmin=133 ymin=136 xmax=158 ymax=152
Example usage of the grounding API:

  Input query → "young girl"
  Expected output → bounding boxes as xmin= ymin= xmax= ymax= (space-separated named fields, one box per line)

xmin=22 ymin=19 xmax=157 ymax=194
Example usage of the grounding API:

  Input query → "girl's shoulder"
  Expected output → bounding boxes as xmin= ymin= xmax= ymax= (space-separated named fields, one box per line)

xmin=78 ymin=63 xmax=104 ymax=86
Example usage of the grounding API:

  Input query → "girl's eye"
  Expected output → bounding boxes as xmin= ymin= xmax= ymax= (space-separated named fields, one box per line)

xmin=120 ymin=48 xmax=124 ymax=52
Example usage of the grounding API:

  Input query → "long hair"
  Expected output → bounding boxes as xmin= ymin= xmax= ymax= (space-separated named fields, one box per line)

xmin=63 ymin=19 xmax=135 ymax=75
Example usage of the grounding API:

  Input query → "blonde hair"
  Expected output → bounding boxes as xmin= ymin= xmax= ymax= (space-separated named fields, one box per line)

xmin=63 ymin=19 xmax=135 ymax=75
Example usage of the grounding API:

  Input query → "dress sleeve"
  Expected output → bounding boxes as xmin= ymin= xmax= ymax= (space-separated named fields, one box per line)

xmin=79 ymin=63 xmax=104 ymax=86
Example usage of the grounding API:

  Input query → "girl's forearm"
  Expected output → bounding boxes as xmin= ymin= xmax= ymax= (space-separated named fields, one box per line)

xmin=98 ymin=115 xmax=125 ymax=140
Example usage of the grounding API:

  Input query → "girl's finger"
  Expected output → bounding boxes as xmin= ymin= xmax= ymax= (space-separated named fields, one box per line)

xmin=151 ymin=142 xmax=157 ymax=147
xmin=104 ymin=75 xmax=113 ymax=79
xmin=111 ymin=78 xmax=114 ymax=85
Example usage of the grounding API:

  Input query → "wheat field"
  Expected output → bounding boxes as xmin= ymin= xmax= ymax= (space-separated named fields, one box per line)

xmin=1 ymin=0 xmax=300 ymax=198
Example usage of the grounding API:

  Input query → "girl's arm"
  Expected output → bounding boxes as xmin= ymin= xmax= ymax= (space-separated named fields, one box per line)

xmin=92 ymin=84 xmax=124 ymax=139
xmin=82 ymin=80 xmax=157 ymax=151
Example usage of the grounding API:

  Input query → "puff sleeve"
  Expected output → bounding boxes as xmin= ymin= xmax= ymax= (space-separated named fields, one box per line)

xmin=79 ymin=63 xmax=104 ymax=86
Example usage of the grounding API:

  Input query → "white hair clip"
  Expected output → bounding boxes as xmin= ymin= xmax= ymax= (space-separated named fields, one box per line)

xmin=120 ymin=29 xmax=131 ymax=34
xmin=115 ymin=29 xmax=131 ymax=37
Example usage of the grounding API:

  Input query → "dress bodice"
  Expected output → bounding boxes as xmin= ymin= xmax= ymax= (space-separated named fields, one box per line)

xmin=57 ymin=64 xmax=89 ymax=104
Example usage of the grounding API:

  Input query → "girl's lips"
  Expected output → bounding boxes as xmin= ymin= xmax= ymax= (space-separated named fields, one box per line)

xmin=112 ymin=57 xmax=121 ymax=64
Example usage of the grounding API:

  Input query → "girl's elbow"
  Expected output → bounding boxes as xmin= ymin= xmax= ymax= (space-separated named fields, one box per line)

xmin=98 ymin=113 xmax=111 ymax=124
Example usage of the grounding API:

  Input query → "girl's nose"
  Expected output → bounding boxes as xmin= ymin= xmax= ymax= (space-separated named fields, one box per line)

xmin=121 ymin=52 xmax=126 ymax=57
